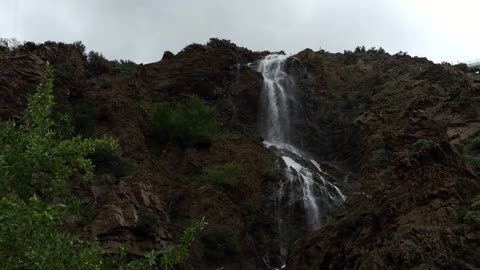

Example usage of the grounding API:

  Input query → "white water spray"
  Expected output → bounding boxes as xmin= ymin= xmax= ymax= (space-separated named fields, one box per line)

xmin=257 ymin=54 xmax=345 ymax=232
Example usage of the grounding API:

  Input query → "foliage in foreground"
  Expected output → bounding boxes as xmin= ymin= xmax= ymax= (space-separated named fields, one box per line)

xmin=152 ymin=96 xmax=217 ymax=145
xmin=0 ymin=197 xmax=104 ymax=270
xmin=204 ymin=163 xmax=242 ymax=188
xmin=0 ymin=63 xmax=117 ymax=202
xmin=0 ymin=63 xmax=203 ymax=269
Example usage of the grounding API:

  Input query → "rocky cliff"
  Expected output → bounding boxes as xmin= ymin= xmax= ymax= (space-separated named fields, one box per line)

xmin=1 ymin=40 xmax=479 ymax=269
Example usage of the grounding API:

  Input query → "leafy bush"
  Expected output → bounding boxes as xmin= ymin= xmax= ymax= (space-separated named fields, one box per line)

xmin=200 ymin=228 xmax=240 ymax=260
xmin=206 ymin=38 xmax=237 ymax=49
xmin=354 ymin=46 xmax=366 ymax=53
xmin=413 ymin=139 xmax=434 ymax=151
xmin=160 ymin=218 xmax=206 ymax=268
xmin=87 ymin=147 xmax=134 ymax=178
xmin=87 ymin=50 xmax=137 ymax=75
xmin=181 ymin=43 xmax=205 ymax=53
xmin=0 ymin=63 xmax=117 ymax=269
xmin=204 ymin=163 xmax=241 ymax=188
xmin=464 ymin=210 xmax=480 ymax=224
xmin=0 ymin=63 xmax=117 ymax=201
xmin=0 ymin=197 xmax=104 ymax=270
xmin=152 ymin=96 xmax=217 ymax=145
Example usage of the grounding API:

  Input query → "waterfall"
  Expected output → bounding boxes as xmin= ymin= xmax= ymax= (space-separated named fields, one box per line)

xmin=256 ymin=54 xmax=345 ymax=269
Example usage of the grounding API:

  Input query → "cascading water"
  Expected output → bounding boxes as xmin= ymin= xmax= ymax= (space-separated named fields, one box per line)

xmin=256 ymin=54 xmax=345 ymax=269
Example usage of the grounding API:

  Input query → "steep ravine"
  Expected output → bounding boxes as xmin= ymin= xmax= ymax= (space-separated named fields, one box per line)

xmin=1 ymin=41 xmax=479 ymax=269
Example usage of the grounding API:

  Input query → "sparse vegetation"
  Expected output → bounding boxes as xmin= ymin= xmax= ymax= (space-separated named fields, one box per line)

xmin=200 ymin=228 xmax=240 ymax=260
xmin=413 ymin=139 xmax=434 ymax=151
xmin=204 ymin=163 xmax=241 ymax=188
xmin=207 ymin=38 xmax=237 ymax=49
xmin=464 ymin=210 xmax=480 ymax=224
xmin=87 ymin=50 xmax=137 ymax=75
xmin=395 ymin=51 xmax=409 ymax=57
xmin=160 ymin=218 xmax=207 ymax=268
xmin=354 ymin=46 xmax=366 ymax=53
xmin=152 ymin=96 xmax=217 ymax=145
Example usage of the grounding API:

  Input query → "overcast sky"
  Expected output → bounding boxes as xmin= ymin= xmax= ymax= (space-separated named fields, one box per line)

xmin=1 ymin=0 xmax=479 ymax=64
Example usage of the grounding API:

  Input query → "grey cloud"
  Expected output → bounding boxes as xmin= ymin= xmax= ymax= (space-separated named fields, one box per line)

xmin=0 ymin=0 xmax=478 ymax=63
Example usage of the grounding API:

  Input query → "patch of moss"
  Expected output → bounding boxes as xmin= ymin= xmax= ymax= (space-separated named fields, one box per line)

xmin=204 ymin=163 xmax=241 ymax=188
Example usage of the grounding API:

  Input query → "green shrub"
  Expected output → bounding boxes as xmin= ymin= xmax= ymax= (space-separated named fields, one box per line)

xmin=159 ymin=218 xmax=206 ymax=268
xmin=204 ymin=163 xmax=241 ymax=188
xmin=87 ymin=147 xmax=134 ymax=178
xmin=413 ymin=139 xmax=434 ymax=151
xmin=0 ymin=197 xmax=104 ymax=270
xmin=152 ymin=96 xmax=217 ymax=145
xmin=464 ymin=210 xmax=480 ymax=224
xmin=87 ymin=51 xmax=137 ymax=75
xmin=0 ymin=63 xmax=118 ymax=201
xmin=0 ymin=63 xmax=117 ymax=269
xmin=200 ymin=228 xmax=240 ymax=260
xmin=206 ymin=38 xmax=237 ymax=49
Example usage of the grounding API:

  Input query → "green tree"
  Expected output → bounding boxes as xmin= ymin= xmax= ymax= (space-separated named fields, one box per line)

xmin=0 ymin=62 xmax=205 ymax=269
xmin=0 ymin=63 xmax=117 ymax=202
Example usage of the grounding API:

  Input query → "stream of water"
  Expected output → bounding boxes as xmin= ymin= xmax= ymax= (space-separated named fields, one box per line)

xmin=256 ymin=54 xmax=345 ymax=269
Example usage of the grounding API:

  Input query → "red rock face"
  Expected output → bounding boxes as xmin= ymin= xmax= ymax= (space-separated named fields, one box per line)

xmin=287 ymin=49 xmax=480 ymax=269
xmin=2 ymin=42 xmax=479 ymax=269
